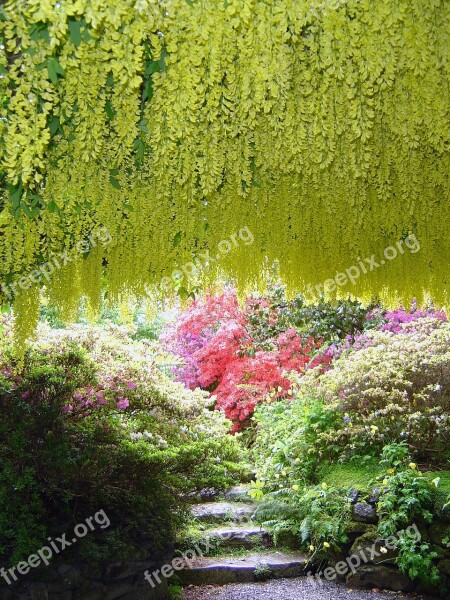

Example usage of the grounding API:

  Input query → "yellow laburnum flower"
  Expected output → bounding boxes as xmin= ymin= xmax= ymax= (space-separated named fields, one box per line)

xmin=409 ymin=463 xmax=417 ymax=470
xmin=309 ymin=545 xmax=315 ymax=552
xmin=323 ymin=542 xmax=330 ymax=548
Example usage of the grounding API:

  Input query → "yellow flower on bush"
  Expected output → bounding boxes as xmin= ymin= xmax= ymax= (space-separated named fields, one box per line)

xmin=387 ymin=468 xmax=395 ymax=475
xmin=321 ymin=483 xmax=328 ymax=490
xmin=292 ymin=484 xmax=299 ymax=491
xmin=323 ymin=542 xmax=330 ymax=548
xmin=409 ymin=462 xmax=417 ymax=470
xmin=382 ymin=478 xmax=388 ymax=485
xmin=309 ymin=545 xmax=315 ymax=552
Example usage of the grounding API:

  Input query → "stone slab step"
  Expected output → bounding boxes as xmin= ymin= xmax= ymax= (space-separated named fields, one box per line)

xmin=224 ymin=485 xmax=252 ymax=502
xmin=204 ymin=526 xmax=271 ymax=549
xmin=179 ymin=551 xmax=308 ymax=586
xmin=192 ymin=502 xmax=256 ymax=523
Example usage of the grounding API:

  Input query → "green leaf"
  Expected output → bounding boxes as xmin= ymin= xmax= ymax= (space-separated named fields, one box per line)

xmin=144 ymin=59 xmax=162 ymax=77
xmin=105 ymin=99 xmax=115 ymax=120
xmin=142 ymin=79 xmax=153 ymax=102
xmin=173 ymin=231 xmax=182 ymax=247
xmin=47 ymin=200 xmax=58 ymax=213
xmin=7 ymin=182 xmax=23 ymax=209
xmin=110 ymin=176 xmax=121 ymax=190
xmin=30 ymin=24 xmax=50 ymax=43
xmin=47 ymin=57 xmax=64 ymax=84
xmin=20 ymin=199 xmax=33 ymax=219
xmin=48 ymin=116 xmax=61 ymax=135
xmin=133 ymin=138 xmax=145 ymax=162
xmin=68 ymin=18 xmax=82 ymax=47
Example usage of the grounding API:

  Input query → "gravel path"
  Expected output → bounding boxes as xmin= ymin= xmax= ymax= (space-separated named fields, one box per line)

xmin=182 ymin=579 xmax=433 ymax=600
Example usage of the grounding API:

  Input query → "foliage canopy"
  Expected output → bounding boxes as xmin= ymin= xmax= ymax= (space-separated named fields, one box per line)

xmin=0 ymin=0 xmax=449 ymax=340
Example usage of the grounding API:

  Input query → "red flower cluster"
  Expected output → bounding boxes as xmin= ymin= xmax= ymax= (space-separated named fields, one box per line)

xmin=163 ymin=292 xmax=331 ymax=431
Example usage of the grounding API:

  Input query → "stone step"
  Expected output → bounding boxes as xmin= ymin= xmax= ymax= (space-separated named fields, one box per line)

xmin=179 ymin=551 xmax=308 ymax=586
xmin=204 ymin=525 xmax=271 ymax=549
xmin=192 ymin=502 xmax=256 ymax=523
xmin=224 ymin=485 xmax=252 ymax=502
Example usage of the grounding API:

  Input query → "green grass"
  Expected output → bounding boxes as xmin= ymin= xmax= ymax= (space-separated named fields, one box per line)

xmin=425 ymin=471 xmax=450 ymax=493
xmin=318 ymin=459 xmax=384 ymax=490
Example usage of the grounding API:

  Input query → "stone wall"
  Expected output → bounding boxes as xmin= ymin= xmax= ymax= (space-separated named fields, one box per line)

xmin=0 ymin=545 xmax=172 ymax=600
xmin=325 ymin=491 xmax=450 ymax=596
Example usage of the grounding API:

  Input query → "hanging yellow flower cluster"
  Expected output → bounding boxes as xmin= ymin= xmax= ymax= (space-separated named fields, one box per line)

xmin=0 ymin=0 xmax=449 ymax=343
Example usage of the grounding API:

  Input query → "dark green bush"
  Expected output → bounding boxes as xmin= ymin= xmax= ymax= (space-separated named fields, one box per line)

xmin=0 ymin=334 xmax=242 ymax=565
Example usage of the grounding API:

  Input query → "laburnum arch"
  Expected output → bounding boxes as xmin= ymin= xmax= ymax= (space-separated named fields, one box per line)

xmin=0 ymin=0 xmax=449 ymax=344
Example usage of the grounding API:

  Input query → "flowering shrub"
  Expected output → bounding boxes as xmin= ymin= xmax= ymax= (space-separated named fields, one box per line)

xmin=379 ymin=304 xmax=447 ymax=333
xmin=253 ymin=316 xmax=450 ymax=482
xmin=163 ymin=290 xmax=331 ymax=430
xmin=161 ymin=291 xmax=242 ymax=388
xmin=0 ymin=318 xmax=243 ymax=564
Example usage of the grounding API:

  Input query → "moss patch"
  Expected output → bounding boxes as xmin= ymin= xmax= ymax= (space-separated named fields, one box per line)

xmin=318 ymin=460 xmax=384 ymax=490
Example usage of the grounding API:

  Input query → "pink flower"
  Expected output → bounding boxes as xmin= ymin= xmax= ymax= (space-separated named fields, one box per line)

xmin=126 ymin=381 xmax=137 ymax=390
xmin=117 ymin=397 xmax=130 ymax=410
xmin=95 ymin=392 xmax=107 ymax=405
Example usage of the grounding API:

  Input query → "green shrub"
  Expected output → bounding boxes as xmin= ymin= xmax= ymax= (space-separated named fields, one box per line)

xmin=255 ymin=483 xmax=351 ymax=555
xmin=269 ymin=317 xmax=450 ymax=464
xmin=0 ymin=321 xmax=243 ymax=565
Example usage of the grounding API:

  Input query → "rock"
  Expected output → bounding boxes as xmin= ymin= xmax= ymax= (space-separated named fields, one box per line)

xmin=346 ymin=565 xmax=413 ymax=592
xmin=56 ymin=564 xmax=82 ymax=589
xmin=179 ymin=551 xmax=308 ymax=586
xmin=367 ymin=487 xmax=381 ymax=505
xmin=205 ymin=526 xmax=271 ymax=549
xmin=429 ymin=522 xmax=450 ymax=546
xmin=103 ymin=561 xmax=150 ymax=580
xmin=119 ymin=577 xmax=168 ymax=600
xmin=200 ymin=488 xmax=218 ymax=502
xmin=438 ymin=558 xmax=450 ymax=575
xmin=104 ymin=579 xmax=135 ymax=600
xmin=352 ymin=502 xmax=378 ymax=524
xmin=348 ymin=488 xmax=360 ymax=504
xmin=350 ymin=534 xmax=397 ymax=565
xmin=75 ymin=580 xmax=106 ymax=600
xmin=225 ymin=486 xmax=252 ymax=502
xmin=192 ymin=502 xmax=256 ymax=523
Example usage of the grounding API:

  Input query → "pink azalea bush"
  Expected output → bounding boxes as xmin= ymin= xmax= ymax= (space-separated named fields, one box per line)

xmin=162 ymin=292 xmax=330 ymax=430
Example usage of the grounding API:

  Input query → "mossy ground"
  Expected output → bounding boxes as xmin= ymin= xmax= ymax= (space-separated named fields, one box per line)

xmin=318 ymin=460 xmax=384 ymax=490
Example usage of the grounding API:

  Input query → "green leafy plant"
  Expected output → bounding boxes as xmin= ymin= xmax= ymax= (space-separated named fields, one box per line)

xmin=374 ymin=447 xmax=441 ymax=587
xmin=0 ymin=323 xmax=244 ymax=565
xmin=255 ymin=484 xmax=351 ymax=555
xmin=253 ymin=563 xmax=272 ymax=581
